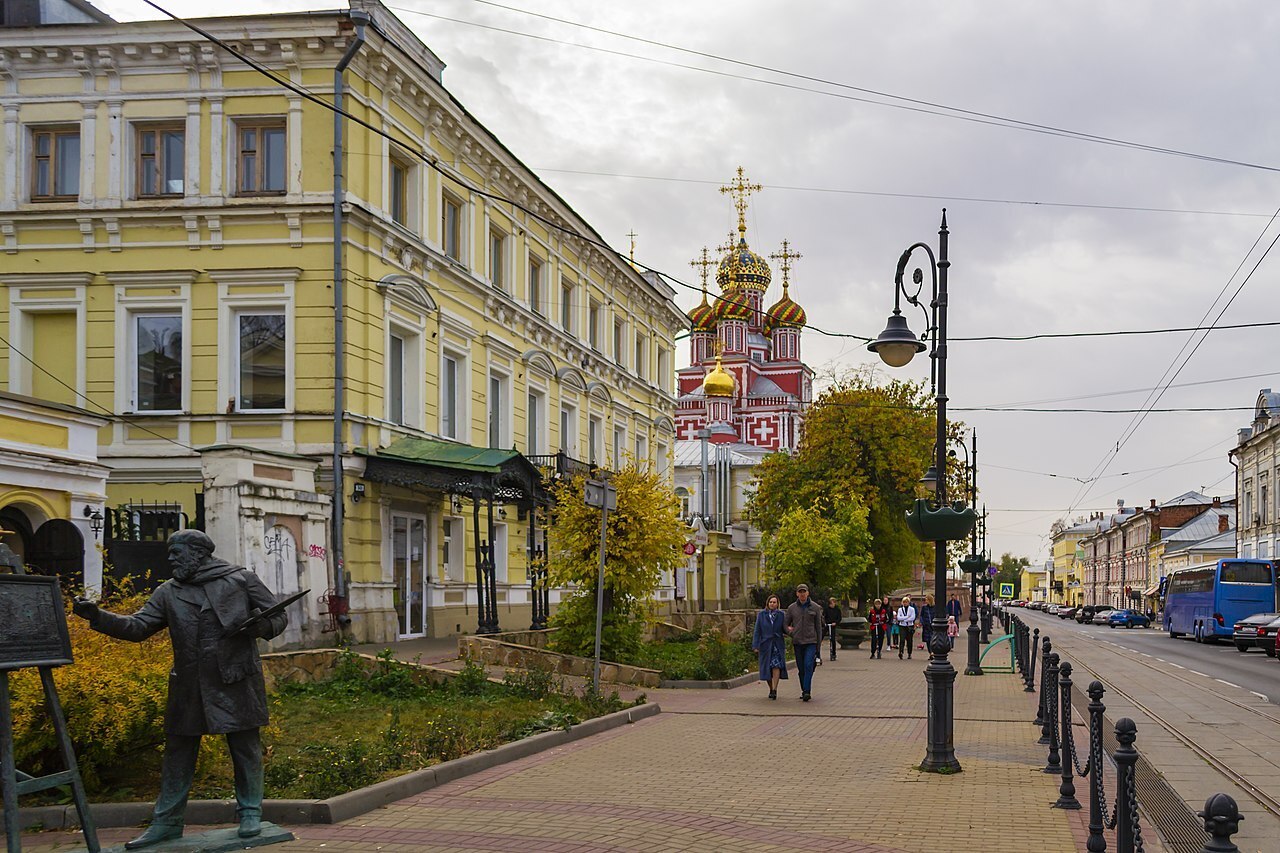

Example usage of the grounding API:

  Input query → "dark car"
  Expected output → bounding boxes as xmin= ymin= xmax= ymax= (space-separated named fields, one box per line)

xmin=1108 ymin=609 xmax=1150 ymax=629
xmin=1076 ymin=606 xmax=1097 ymax=623
xmin=1256 ymin=616 xmax=1280 ymax=657
xmin=1231 ymin=612 xmax=1280 ymax=652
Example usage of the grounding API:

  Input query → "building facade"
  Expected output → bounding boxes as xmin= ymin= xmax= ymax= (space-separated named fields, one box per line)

xmin=0 ymin=0 xmax=683 ymax=643
xmin=1232 ymin=389 xmax=1280 ymax=561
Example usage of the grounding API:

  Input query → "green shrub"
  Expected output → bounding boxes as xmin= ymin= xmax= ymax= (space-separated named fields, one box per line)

xmin=503 ymin=658 xmax=562 ymax=699
xmin=451 ymin=657 xmax=491 ymax=696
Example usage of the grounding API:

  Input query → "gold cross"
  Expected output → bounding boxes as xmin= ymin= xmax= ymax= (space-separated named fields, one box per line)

xmin=690 ymin=247 xmax=715 ymax=303
xmin=719 ymin=167 xmax=761 ymax=237
xmin=769 ymin=239 xmax=802 ymax=290
xmin=626 ymin=230 xmax=638 ymax=266
xmin=716 ymin=230 xmax=738 ymax=255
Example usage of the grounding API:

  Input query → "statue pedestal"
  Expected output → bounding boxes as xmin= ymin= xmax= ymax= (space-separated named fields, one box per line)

xmin=75 ymin=822 xmax=294 ymax=853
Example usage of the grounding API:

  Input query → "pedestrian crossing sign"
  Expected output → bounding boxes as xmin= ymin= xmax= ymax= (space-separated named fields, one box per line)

xmin=998 ymin=582 xmax=1014 ymax=598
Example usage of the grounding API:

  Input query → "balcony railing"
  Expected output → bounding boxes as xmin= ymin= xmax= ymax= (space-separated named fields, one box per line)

xmin=527 ymin=451 xmax=600 ymax=481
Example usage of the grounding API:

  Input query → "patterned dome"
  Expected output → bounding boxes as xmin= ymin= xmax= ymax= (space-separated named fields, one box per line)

xmin=715 ymin=237 xmax=772 ymax=293
xmin=702 ymin=354 xmax=735 ymax=397
xmin=715 ymin=288 xmax=752 ymax=322
xmin=764 ymin=282 xmax=807 ymax=334
xmin=687 ymin=291 xmax=717 ymax=333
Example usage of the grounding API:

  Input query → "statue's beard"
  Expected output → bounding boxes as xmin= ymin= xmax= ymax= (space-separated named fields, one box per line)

xmin=171 ymin=553 xmax=204 ymax=581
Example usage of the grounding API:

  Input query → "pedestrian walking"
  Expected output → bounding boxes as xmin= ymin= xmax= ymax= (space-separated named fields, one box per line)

xmin=784 ymin=583 xmax=824 ymax=701
xmin=920 ymin=594 xmax=935 ymax=653
xmin=868 ymin=598 xmax=890 ymax=659
xmin=947 ymin=614 xmax=959 ymax=649
xmin=752 ymin=594 xmax=788 ymax=700
xmin=895 ymin=596 xmax=917 ymax=660
xmin=890 ymin=619 xmax=900 ymax=651
xmin=946 ymin=594 xmax=963 ymax=623
xmin=823 ymin=597 xmax=842 ymax=661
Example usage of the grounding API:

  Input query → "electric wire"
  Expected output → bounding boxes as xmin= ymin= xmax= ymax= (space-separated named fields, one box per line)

xmin=407 ymin=0 xmax=1280 ymax=174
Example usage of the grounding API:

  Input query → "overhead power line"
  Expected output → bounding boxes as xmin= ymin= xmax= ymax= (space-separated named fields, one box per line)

xmin=399 ymin=0 xmax=1280 ymax=174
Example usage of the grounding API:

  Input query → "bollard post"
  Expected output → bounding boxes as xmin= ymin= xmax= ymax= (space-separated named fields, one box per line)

xmin=1086 ymin=680 xmax=1107 ymax=853
xmin=1043 ymin=652 xmax=1061 ymax=774
xmin=1198 ymin=793 xmax=1243 ymax=853
xmin=1036 ymin=636 xmax=1053 ymax=731
xmin=1026 ymin=628 xmax=1040 ymax=693
xmin=1054 ymin=661 xmax=1081 ymax=810
xmin=1114 ymin=718 xmax=1141 ymax=853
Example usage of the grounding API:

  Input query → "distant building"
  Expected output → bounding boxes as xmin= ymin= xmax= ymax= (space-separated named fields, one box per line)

xmin=1231 ymin=389 xmax=1279 ymax=561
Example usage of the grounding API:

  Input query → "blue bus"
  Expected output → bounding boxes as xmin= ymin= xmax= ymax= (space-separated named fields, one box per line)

xmin=1164 ymin=559 xmax=1277 ymax=642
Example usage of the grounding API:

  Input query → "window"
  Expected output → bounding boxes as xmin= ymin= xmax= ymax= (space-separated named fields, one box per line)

xmin=635 ymin=434 xmax=648 ymax=468
xmin=635 ymin=333 xmax=647 ymax=380
xmin=588 ymin=299 xmax=601 ymax=350
xmin=488 ymin=372 xmax=510 ymax=448
xmin=236 ymin=312 xmax=287 ymax=410
xmin=489 ymin=229 xmax=507 ymax=290
xmin=528 ymin=257 xmax=543 ymax=314
xmin=442 ymin=517 xmax=464 ymax=582
xmin=588 ymin=415 xmax=602 ymax=465
xmin=1245 ymin=480 xmax=1254 ymax=523
xmin=26 ymin=311 xmax=78 ymax=405
xmin=675 ymin=486 xmax=691 ymax=519
xmin=1262 ymin=473 xmax=1270 ymax=526
xmin=136 ymin=125 xmax=184 ymax=197
xmin=657 ymin=441 xmax=669 ymax=476
xmin=560 ymin=403 xmax=577 ymax=455
xmin=657 ymin=347 xmax=670 ymax=392
xmin=441 ymin=195 xmax=462 ymax=261
xmin=492 ymin=523 xmax=509 ymax=581
xmin=613 ymin=425 xmax=625 ymax=466
xmin=441 ymin=352 xmax=465 ymax=439
xmin=133 ymin=314 xmax=183 ymax=412
xmin=388 ymin=333 xmax=405 ymax=425
xmin=561 ymin=281 xmax=574 ymax=332
xmin=31 ymin=127 xmax=79 ymax=200
xmin=1220 ymin=561 xmax=1272 ymax=585
xmin=389 ymin=158 xmax=409 ymax=226
xmin=613 ymin=318 xmax=625 ymax=366
xmin=236 ymin=120 xmax=286 ymax=195
xmin=526 ymin=389 xmax=544 ymax=454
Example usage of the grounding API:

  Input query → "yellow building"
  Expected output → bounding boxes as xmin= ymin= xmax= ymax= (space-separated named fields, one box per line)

xmin=1050 ymin=517 xmax=1096 ymax=606
xmin=0 ymin=0 xmax=684 ymax=643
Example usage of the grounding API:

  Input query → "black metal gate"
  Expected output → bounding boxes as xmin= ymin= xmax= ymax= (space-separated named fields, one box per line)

xmin=104 ymin=500 xmax=199 ymax=591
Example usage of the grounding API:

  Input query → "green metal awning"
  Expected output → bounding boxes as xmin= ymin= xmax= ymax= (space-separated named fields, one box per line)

xmin=358 ymin=438 xmax=545 ymax=504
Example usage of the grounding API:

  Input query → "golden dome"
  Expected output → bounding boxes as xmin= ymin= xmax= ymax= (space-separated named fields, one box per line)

xmin=715 ymin=237 xmax=772 ymax=293
xmin=702 ymin=353 xmax=735 ymax=397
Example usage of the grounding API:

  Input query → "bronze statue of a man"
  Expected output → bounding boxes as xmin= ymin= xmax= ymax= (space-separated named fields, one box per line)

xmin=73 ymin=529 xmax=286 ymax=849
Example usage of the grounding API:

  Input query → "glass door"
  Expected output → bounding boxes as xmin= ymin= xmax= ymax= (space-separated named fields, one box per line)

xmin=392 ymin=514 xmax=428 ymax=638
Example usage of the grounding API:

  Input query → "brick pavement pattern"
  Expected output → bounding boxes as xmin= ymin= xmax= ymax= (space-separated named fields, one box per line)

xmin=22 ymin=648 xmax=1090 ymax=853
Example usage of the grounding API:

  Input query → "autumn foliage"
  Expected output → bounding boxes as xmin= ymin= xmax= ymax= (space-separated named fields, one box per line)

xmin=545 ymin=463 xmax=685 ymax=660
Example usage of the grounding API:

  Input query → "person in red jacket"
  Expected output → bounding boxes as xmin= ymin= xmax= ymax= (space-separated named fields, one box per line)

xmin=867 ymin=598 xmax=891 ymax=660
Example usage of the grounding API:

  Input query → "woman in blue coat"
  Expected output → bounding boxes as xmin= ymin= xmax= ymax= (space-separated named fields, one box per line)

xmin=752 ymin=593 xmax=788 ymax=699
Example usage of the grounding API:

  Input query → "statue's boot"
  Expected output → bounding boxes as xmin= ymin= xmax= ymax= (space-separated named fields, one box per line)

xmin=124 ymin=823 xmax=183 ymax=849
xmin=238 ymin=812 xmax=262 ymax=838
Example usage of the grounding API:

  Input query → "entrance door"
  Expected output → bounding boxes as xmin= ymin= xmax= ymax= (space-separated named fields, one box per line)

xmin=29 ymin=519 xmax=84 ymax=588
xmin=392 ymin=514 xmax=427 ymax=637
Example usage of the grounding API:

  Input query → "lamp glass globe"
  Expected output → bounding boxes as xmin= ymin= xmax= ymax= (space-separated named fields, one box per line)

xmin=876 ymin=342 xmax=918 ymax=368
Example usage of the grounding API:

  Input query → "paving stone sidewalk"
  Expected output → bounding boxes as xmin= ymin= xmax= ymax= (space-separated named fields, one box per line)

xmin=20 ymin=640 xmax=1133 ymax=853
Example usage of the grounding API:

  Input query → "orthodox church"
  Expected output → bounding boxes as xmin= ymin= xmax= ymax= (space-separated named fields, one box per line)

xmin=675 ymin=170 xmax=813 ymax=451
xmin=672 ymin=170 xmax=814 ymax=611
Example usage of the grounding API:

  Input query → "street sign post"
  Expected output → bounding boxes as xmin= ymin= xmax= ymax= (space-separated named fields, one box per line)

xmin=998 ymin=582 xmax=1014 ymax=598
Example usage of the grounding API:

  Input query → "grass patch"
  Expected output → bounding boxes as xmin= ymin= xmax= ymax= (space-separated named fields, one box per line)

xmin=627 ymin=629 xmax=758 ymax=680
xmin=32 ymin=651 xmax=634 ymax=803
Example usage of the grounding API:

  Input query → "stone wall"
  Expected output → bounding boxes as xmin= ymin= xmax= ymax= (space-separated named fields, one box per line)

xmin=456 ymin=635 xmax=661 ymax=689
xmin=260 ymin=649 xmax=458 ymax=693
xmin=666 ymin=610 xmax=756 ymax=640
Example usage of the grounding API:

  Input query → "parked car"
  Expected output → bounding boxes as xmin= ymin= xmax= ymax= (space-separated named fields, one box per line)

xmin=1058 ymin=606 xmax=1077 ymax=620
xmin=1232 ymin=612 xmax=1280 ymax=652
xmin=1076 ymin=606 xmax=1096 ymax=623
xmin=1047 ymin=604 xmax=1061 ymax=615
xmin=1011 ymin=600 xmax=1027 ymax=608
xmin=1108 ymin=609 xmax=1150 ymax=629
xmin=1256 ymin=616 xmax=1280 ymax=657
xmin=1089 ymin=608 xmax=1115 ymax=625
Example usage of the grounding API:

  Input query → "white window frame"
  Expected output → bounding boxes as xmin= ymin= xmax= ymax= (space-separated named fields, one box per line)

xmin=129 ymin=310 xmax=186 ymax=414
xmin=440 ymin=348 xmax=468 ymax=440
xmin=488 ymin=368 xmax=512 ymax=448
xmin=442 ymin=515 xmax=466 ymax=582
xmin=613 ymin=424 xmax=626 ymax=468
xmin=528 ymin=255 xmax=544 ymax=315
xmin=588 ymin=414 xmax=603 ymax=465
xmin=113 ymin=277 xmax=193 ymax=416
xmin=441 ymin=191 xmax=466 ymax=263
xmin=657 ymin=440 xmax=670 ymax=477
xmin=493 ymin=522 xmax=509 ymax=583
xmin=560 ymin=402 xmax=578 ymax=456
xmin=526 ymin=386 xmax=546 ymax=455
xmin=588 ymin=299 xmax=601 ymax=350
xmin=489 ymin=226 xmax=509 ymax=291
xmin=634 ymin=332 xmax=647 ymax=380
xmin=561 ymin=279 xmax=575 ymax=333
xmin=388 ymin=153 xmax=418 ymax=232
xmin=232 ymin=116 xmax=288 ymax=197
xmin=657 ymin=346 xmax=670 ymax=392
xmin=386 ymin=319 xmax=424 ymax=429
xmin=232 ymin=309 xmax=290 ymax=413
xmin=613 ymin=316 xmax=626 ymax=367
xmin=635 ymin=433 xmax=649 ymax=468
xmin=215 ymin=272 xmax=297 ymax=415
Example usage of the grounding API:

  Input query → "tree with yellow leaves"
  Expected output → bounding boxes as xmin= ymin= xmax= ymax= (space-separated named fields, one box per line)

xmin=545 ymin=463 xmax=685 ymax=660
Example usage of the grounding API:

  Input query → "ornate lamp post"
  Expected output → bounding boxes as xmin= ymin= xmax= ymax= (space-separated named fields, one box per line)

xmin=954 ymin=430 xmax=985 ymax=677
xmin=868 ymin=210 xmax=974 ymax=774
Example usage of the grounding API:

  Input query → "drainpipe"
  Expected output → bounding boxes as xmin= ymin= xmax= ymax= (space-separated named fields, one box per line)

xmin=330 ymin=9 xmax=369 ymax=622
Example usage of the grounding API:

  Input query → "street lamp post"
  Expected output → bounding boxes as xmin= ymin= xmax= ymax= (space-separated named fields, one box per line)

xmin=868 ymin=209 xmax=972 ymax=774
xmin=954 ymin=430 xmax=984 ymax=677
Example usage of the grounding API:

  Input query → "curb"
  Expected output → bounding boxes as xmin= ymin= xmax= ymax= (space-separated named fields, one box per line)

xmin=659 ymin=671 xmax=756 ymax=689
xmin=17 ymin=702 xmax=661 ymax=832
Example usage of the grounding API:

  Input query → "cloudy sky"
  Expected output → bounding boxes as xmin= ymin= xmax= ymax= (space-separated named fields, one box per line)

xmin=102 ymin=0 xmax=1280 ymax=564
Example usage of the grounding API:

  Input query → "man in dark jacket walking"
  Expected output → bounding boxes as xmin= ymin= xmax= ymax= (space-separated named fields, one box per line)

xmin=946 ymin=594 xmax=963 ymax=623
xmin=784 ymin=584 xmax=824 ymax=701
xmin=73 ymin=529 xmax=286 ymax=849
xmin=823 ymin=597 xmax=842 ymax=661
xmin=920 ymin=595 xmax=936 ymax=654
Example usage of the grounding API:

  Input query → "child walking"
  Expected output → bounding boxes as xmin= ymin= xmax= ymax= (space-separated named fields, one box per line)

xmin=947 ymin=614 xmax=959 ymax=649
